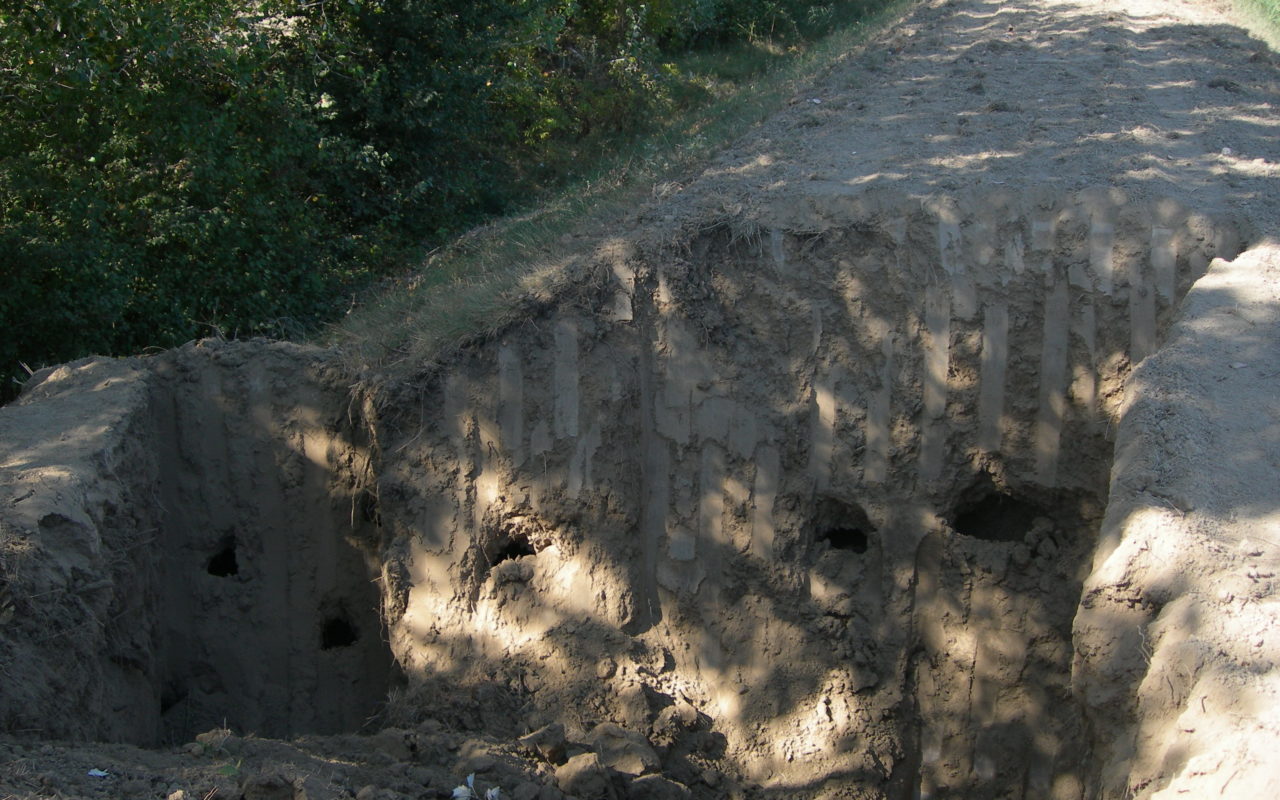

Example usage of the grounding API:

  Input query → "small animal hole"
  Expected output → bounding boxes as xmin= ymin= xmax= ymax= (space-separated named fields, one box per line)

xmin=811 ymin=497 xmax=877 ymax=557
xmin=952 ymin=491 xmax=1044 ymax=542
xmin=206 ymin=538 xmax=238 ymax=577
xmin=488 ymin=533 xmax=536 ymax=566
xmin=321 ymin=616 xmax=358 ymax=650
xmin=160 ymin=684 xmax=188 ymax=715
xmin=821 ymin=526 xmax=869 ymax=553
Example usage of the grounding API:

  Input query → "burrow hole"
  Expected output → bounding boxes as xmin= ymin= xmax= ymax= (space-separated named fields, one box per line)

xmin=815 ymin=497 xmax=876 ymax=554
xmin=951 ymin=478 xmax=1048 ymax=542
xmin=823 ymin=526 xmax=869 ymax=553
xmin=206 ymin=535 xmax=239 ymax=577
xmin=320 ymin=611 xmax=359 ymax=650
xmin=487 ymin=532 xmax=537 ymax=566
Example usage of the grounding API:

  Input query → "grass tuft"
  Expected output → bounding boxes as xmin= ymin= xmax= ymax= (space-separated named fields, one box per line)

xmin=1234 ymin=0 xmax=1280 ymax=46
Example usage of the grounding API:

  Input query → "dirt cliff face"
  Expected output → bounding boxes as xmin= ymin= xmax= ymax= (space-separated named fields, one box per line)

xmin=0 ymin=358 xmax=163 ymax=743
xmin=0 ymin=343 xmax=392 ymax=745
xmin=0 ymin=187 xmax=1252 ymax=800
xmin=3 ymin=1 xmax=1280 ymax=799
xmin=365 ymin=188 xmax=1234 ymax=799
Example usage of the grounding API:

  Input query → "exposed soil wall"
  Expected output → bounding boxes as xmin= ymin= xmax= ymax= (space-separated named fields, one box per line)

xmin=0 ymin=343 xmax=392 ymax=745
xmin=0 ymin=188 xmax=1249 ymax=798
xmin=148 ymin=344 xmax=394 ymax=742
xmin=362 ymin=188 xmax=1235 ymax=799
xmin=1073 ymin=244 xmax=1280 ymax=799
xmin=0 ymin=359 xmax=164 ymax=743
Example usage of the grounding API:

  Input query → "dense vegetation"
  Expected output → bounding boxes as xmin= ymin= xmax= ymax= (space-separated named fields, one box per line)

xmin=0 ymin=0 xmax=886 ymax=395
xmin=1238 ymin=0 xmax=1280 ymax=41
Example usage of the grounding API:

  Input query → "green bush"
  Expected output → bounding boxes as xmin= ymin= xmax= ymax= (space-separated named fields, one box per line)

xmin=0 ymin=0 xmax=889 ymax=398
xmin=0 ymin=0 xmax=364 ymax=383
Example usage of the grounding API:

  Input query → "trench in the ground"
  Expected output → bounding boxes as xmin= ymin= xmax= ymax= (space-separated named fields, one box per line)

xmin=749 ymin=194 xmax=1238 ymax=797
xmin=137 ymin=194 xmax=1237 ymax=800
xmin=906 ymin=477 xmax=1105 ymax=798
xmin=147 ymin=354 xmax=399 ymax=744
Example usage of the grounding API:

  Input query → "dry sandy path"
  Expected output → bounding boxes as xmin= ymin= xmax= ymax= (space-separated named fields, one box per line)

xmin=652 ymin=0 xmax=1278 ymax=243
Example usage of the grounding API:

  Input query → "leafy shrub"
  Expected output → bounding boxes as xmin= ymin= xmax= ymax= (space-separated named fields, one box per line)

xmin=0 ymin=0 xmax=889 ymax=399
xmin=0 ymin=0 xmax=365 ymax=386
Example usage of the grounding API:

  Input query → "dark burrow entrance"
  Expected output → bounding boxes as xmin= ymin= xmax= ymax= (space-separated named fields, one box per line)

xmin=951 ymin=482 xmax=1045 ymax=543
xmin=813 ymin=497 xmax=877 ymax=555
xmin=911 ymin=471 xmax=1108 ymax=798
xmin=320 ymin=604 xmax=362 ymax=650
xmin=205 ymin=534 xmax=239 ymax=576
xmin=488 ymin=532 xmax=538 ymax=565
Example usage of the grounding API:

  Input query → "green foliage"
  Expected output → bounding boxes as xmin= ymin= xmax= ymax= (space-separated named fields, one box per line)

xmin=1 ymin=0 xmax=366 ymax=387
xmin=0 ymin=0 xmax=893 ymax=398
xmin=1234 ymin=0 xmax=1280 ymax=45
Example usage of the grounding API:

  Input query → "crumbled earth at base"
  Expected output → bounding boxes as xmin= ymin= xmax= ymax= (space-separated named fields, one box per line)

xmin=3 ymin=1 xmax=1280 ymax=799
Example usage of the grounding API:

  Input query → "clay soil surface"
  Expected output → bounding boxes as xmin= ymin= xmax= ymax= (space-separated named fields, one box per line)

xmin=3 ymin=1 xmax=1280 ymax=799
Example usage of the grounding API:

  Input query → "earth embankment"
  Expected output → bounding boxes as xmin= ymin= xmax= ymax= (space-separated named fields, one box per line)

xmin=2 ymin=1 xmax=1279 ymax=798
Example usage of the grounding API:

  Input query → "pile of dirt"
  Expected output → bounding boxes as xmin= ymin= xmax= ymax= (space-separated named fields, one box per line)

xmin=1073 ymin=243 xmax=1280 ymax=799
xmin=3 ymin=1 xmax=1279 ymax=799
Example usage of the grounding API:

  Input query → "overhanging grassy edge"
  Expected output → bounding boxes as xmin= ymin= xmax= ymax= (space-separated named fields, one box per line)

xmin=1233 ymin=0 xmax=1280 ymax=46
xmin=324 ymin=0 xmax=919 ymax=386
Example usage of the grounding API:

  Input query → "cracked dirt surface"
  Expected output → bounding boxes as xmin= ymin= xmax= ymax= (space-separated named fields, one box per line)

xmin=2 ymin=2 xmax=1279 ymax=799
